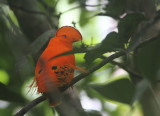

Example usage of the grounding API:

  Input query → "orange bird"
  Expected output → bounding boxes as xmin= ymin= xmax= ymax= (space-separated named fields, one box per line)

xmin=29 ymin=26 xmax=82 ymax=106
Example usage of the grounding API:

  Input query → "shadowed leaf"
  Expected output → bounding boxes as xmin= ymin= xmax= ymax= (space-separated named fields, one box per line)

xmin=134 ymin=37 xmax=160 ymax=81
xmin=0 ymin=82 xmax=25 ymax=103
xmin=104 ymin=0 xmax=127 ymax=18
xmin=90 ymin=77 xmax=135 ymax=104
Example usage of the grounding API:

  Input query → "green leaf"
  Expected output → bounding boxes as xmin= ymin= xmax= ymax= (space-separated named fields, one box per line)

xmin=0 ymin=108 xmax=13 ymax=116
xmin=134 ymin=37 xmax=160 ymax=81
xmin=84 ymin=32 xmax=122 ymax=63
xmin=79 ymin=9 xmax=93 ymax=27
xmin=68 ymin=0 xmax=77 ymax=4
xmin=43 ymin=0 xmax=56 ymax=7
xmin=104 ymin=0 xmax=127 ymax=18
xmin=84 ymin=13 xmax=144 ymax=64
xmin=0 ymin=82 xmax=25 ymax=103
xmin=118 ymin=13 xmax=145 ymax=43
xmin=102 ymin=32 xmax=123 ymax=50
xmin=84 ymin=44 xmax=104 ymax=64
xmin=80 ymin=110 xmax=101 ymax=116
xmin=102 ymin=13 xmax=145 ymax=51
xmin=90 ymin=77 xmax=135 ymax=104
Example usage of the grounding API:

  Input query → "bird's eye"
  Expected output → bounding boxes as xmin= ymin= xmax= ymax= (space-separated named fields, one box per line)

xmin=62 ymin=35 xmax=67 ymax=38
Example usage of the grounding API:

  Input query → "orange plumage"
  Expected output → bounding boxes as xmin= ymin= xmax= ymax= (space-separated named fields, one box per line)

xmin=29 ymin=26 xmax=82 ymax=105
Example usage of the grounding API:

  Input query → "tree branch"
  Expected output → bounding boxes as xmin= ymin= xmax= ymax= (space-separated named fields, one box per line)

xmin=70 ymin=51 xmax=125 ymax=87
xmin=110 ymin=60 xmax=143 ymax=79
xmin=13 ymin=51 xmax=125 ymax=116
xmin=13 ymin=96 xmax=46 ymax=116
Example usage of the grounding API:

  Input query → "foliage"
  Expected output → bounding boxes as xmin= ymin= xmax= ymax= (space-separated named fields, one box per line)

xmin=0 ymin=0 xmax=160 ymax=116
xmin=89 ymin=77 xmax=135 ymax=104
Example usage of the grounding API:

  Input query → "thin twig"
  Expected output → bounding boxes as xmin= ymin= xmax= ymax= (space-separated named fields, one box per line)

xmin=110 ymin=60 xmax=143 ymax=79
xmin=70 ymin=51 xmax=125 ymax=87
xmin=13 ymin=51 xmax=125 ymax=116
xmin=13 ymin=96 xmax=46 ymax=116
